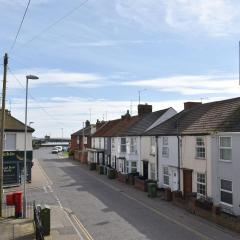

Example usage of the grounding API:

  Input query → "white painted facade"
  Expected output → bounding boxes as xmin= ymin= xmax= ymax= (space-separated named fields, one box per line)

xmin=114 ymin=108 xmax=177 ymax=175
xmin=158 ymin=136 xmax=179 ymax=190
xmin=4 ymin=132 xmax=32 ymax=151
xmin=111 ymin=136 xmax=140 ymax=173
xmin=140 ymin=136 xmax=157 ymax=180
xmin=211 ymin=132 xmax=240 ymax=215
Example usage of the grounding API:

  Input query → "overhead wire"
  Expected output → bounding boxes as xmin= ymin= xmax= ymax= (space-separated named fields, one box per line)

xmin=13 ymin=0 xmax=89 ymax=51
xmin=9 ymin=0 xmax=31 ymax=52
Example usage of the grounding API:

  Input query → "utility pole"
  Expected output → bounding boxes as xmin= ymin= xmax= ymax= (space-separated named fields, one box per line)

xmin=0 ymin=53 xmax=8 ymax=217
xmin=82 ymin=122 xmax=85 ymax=162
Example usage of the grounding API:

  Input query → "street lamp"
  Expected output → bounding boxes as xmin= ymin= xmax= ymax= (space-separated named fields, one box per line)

xmin=23 ymin=75 xmax=38 ymax=218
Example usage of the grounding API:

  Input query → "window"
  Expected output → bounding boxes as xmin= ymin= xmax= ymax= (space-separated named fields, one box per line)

xmin=162 ymin=147 xmax=169 ymax=158
xmin=163 ymin=167 xmax=170 ymax=186
xmin=130 ymin=137 xmax=137 ymax=154
xmin=4 ymin=133 xmax=16 ymax=150
xmin=120 ymin=138 xmax=126 ymax=153
xmin=197 ymin=173 xmax=206 ymax=196
xmin=150 ymin=163 xmax=155 ymax=180
xmin=163 ymin=136 xmax=168 ymax=146
xmin=126 ymin=161 xmax=129 ymax=173
xmin=150 ymin=136 xmax=155 ymax=155
xmin=220 ymin=179 xmax=233 ymax=205
xmin=83 ymin=137 xmax=87 ymax=144
xmin=196 ymin=137 xmax=205 ymax=159
xmin=219 ymin=137 xmax=232 ymax=161
xmin=131 ymin=161 xmax=137 ymax=173
xmin=92 ymin=138 xmax=95 ymax=148
xmin=112 ymin=138 xmax=115 ymax=149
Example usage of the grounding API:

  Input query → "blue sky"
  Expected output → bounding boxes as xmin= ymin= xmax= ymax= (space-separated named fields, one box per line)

xmin=1 ymin=0 xmax=240 ymax=137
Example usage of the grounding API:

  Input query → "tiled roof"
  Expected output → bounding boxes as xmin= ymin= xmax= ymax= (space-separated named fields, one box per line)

xmin=123 ymin=108 xmax=170 ymax=136
xmin=145 ymin=97 xmax=240 ymax=136
xmin=106 ymin=116 xmax=140 ymax=137
xmin=71 ymin=125 xmax=92 ymax=136
xmin=92 ymin=119 xmax=122 ymax=137
xmin=1 ymin=110 xmax=34 ymax=132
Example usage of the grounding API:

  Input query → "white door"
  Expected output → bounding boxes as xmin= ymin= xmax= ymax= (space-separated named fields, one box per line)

xmin=172 ymin=169 xmax=178 ymax=191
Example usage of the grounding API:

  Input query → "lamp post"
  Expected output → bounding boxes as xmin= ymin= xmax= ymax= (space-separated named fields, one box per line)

xmin=23 ymin=75 xmax=38 ymax=218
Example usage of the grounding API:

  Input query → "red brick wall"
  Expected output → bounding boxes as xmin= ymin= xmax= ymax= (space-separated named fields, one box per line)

xmin=70 ymin=135 xmax=78 ymax=151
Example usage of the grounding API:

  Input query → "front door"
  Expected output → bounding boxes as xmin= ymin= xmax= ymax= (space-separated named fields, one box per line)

xmin=172 ymin=169 xmax=178 ymax=191
xmin=143 ymin=161 xmax=148 ymax=179
xmin=183 ymin=169 xmax=192 ymax=196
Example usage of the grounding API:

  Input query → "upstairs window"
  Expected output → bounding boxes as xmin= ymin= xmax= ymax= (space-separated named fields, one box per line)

xmin=196 ymin=137 xmax=205 ymax=159
xmin=219 ymin=137 xmax=232 ymax=161
xmin=197 ymin=173 xmax=206 ymax=197
xmin=162 ymin=147 xmax=169 ymax=158
xmin=163 ymin=136 xmax=168 ymax=146
xmin=130 ymin=137 xmax=137 ymax=154
xmin=220 ymin=179 xmax=233 ymax=205
xmin=150 ymin=136 xmax=155 ymax=155
xmin=112 ymin=138 xmax=115 ymax=149
xmin=120 ymin=138 xmax=126 ymax=153
xmin=4 ymin=133 xmax=16 ymax=151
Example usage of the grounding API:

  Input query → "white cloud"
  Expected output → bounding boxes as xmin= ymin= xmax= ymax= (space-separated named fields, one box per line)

xmin=115 ymin=0 xmax=240 ymax=37
xmin=8 ymin=68 xmax=105 ymax=88
xmin=122 ymin=74 xmax=240 ymax=95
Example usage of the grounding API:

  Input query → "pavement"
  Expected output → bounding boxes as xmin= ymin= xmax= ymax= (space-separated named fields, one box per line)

xmin=32 ymin=147 xmax=240 ymax=240
xmin=0 ymin=217 xmax=35 ymax=240
xmin=1 ymin=150 xmax=92 ymax=240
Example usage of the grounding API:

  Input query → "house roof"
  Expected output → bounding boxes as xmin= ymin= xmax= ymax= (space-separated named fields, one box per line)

xmin=71 ymin=125 xmax=93 ymax=137
xmin=123 ymin=108 xmax=170 ymax=136
xmin=1 ymin=110 xmax=34 ymax=132
xmin=92 ymin=108 xmax=171 ymax=137
xmin=144 ymin=97 xmax=240 ymax=136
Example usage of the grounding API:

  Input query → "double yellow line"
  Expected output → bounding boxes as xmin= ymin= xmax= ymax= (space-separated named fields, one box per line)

xmin=72 ymin=214 xmax=94 ymax=240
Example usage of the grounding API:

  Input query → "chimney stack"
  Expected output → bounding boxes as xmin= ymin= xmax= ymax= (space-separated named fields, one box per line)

xmin=184 ymin=102 xmax=202 ymax=110
xmin=121 ymin=110 xmax=131 ymax=120
xmin=138 ymin=103 xmax=152 ymax=117
xmin=85 ymin=120 xmax=90 ymax=127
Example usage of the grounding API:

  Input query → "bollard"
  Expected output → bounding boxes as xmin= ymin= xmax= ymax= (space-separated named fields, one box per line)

xmin=40 ymin=205 xmax=51 ymax=236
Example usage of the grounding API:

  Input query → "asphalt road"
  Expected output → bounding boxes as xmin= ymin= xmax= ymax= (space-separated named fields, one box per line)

xmin=30 ymin=147 xmax=240 ymax=240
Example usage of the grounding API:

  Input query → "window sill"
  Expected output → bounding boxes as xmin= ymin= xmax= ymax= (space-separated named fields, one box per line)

xmin=195 ymin=157 xmax=206 ymax=160
xmin=219 ymin=160 xmax=232 ymax=163
xmin=220 ymin=202 xmax=233 ymax=208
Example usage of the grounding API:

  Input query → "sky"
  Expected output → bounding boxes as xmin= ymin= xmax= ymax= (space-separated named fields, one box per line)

xmin=1 ymin=0 xmax=240 ymax=138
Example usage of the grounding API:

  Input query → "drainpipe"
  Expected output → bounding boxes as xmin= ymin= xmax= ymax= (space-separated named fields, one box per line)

xmin=177 ymin=118 xmax=181 ymax=191
xmin=177 ymin=135 xmax=181 ymax=191
xmin=156 ymin=136 xmax=159 ymax=181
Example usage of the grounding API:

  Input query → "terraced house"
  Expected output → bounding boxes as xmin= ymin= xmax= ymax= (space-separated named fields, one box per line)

xmin=145 ymin=97 xmax=240 ymax=216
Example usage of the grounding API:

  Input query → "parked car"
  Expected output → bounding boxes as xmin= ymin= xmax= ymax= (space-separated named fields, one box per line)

xmin=52 ymin=147 xmax=59 ymax=154
xmin=55 ymin=146 xmax=63 ymax=152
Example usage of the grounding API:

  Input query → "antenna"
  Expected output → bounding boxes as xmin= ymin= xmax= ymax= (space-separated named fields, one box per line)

xmin=89 ymin=108 xmax=92 ymax=122
xmin=130 ymin=100 xmax=133 ymax=115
